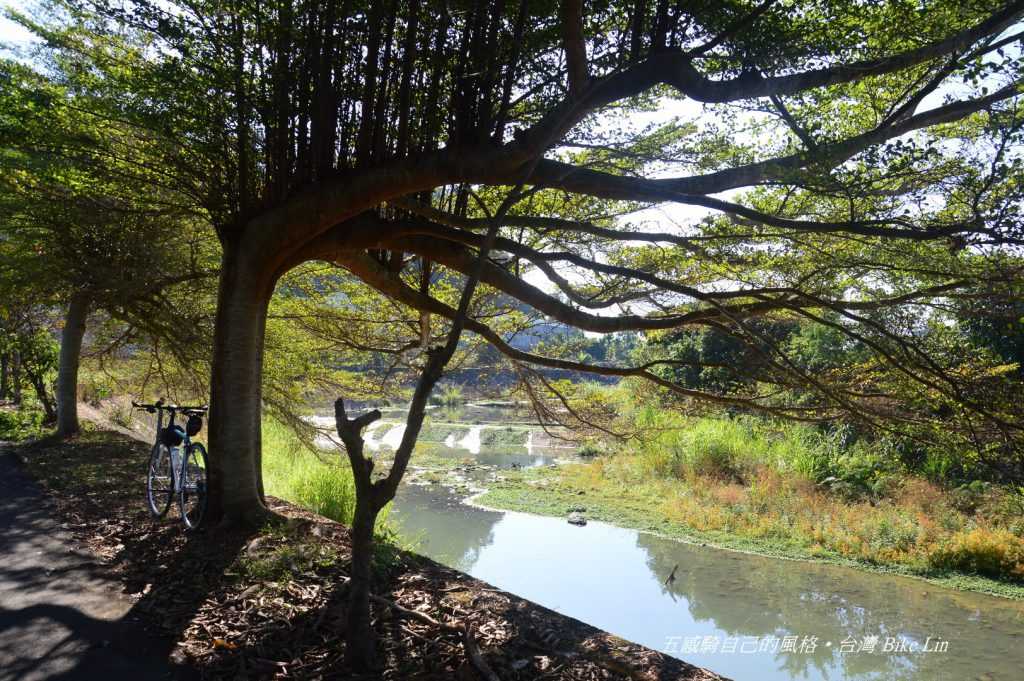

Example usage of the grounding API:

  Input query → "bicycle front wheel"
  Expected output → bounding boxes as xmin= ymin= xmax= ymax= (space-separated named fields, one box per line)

xmin=179 ymin=443 xmax=208 ymax=530
xmin=146 ymin=443 xmax=174 ymax=518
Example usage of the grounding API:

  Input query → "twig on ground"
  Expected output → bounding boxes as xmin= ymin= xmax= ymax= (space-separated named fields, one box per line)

xmin=340 ymin=575 xmax=503 ymax=680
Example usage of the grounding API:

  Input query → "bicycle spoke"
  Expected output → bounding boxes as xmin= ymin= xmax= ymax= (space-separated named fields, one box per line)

xmin=146 ymin=443 xmax=174 ymax=519
xmin=179 ymin=444 xmax=207 ymax=530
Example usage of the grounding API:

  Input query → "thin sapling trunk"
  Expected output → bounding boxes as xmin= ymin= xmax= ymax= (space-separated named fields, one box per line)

xmin=336 ymin=186 xmax=522 ymax=671
xmin=30 ymin=369 xmax=56 ymax=423
xmin=11 ymin=350 xmax=21 ymax=405
xmin=0 ymin=352 xmax=8 ymax=401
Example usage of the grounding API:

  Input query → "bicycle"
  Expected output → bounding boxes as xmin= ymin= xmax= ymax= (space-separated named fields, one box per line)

xmin=133 ymin=398 xmax=209 ymax=530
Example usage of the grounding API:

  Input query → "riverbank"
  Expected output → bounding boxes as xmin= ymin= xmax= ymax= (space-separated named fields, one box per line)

xmin=9 ymin=429 xmax=724 ymax=680
xmin=280 ymin=399 xmax=1024 ymax=600
xmin=474 ymin=459 xmax=1024 ymax=600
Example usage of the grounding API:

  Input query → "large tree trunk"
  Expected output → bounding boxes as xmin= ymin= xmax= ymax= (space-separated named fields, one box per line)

xmin=11 ymin=350 xmax=21 ymax=405
xmin=0 ymin=352 xmax=9 ymax=401
xmin=205 ymin=243 xmax=278 ymax=529
xmin=56 ymin=293 xmax=90 ymax=438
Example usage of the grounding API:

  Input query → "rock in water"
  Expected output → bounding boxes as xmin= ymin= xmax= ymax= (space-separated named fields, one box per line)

xmin=567 ymin=512 xmax=587 ymax=526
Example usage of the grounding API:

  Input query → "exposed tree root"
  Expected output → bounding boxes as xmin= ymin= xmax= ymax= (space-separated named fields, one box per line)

xmin=463 ymin=624 xmax=502 ymax=681
xmin=339 ymin=575 xmax=502 ymax=680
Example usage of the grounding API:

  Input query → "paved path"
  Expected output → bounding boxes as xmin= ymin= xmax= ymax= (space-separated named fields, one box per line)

xmin=0 ymin=446 xmax=177 ymax=681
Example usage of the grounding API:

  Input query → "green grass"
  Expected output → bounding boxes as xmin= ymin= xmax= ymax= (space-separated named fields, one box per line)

xmin=627 ymin=408 xmax=875 ymax=485
xmin=474 ymin=402 xmax=1024 ymax=598
xmin=262 ymin=418 xmax=358 ymax=526
xmin=431 ymin=384 xmax=464 ymax=408
xmin=416 ymin=421 xmax=469 ymax=443
xmin=480 ymin=426 xmax=530 ymax=447
xmin=237 ymin=526 xmax=344 ymax=582
xmin=0 ymin=404 xmax=47 ymax=441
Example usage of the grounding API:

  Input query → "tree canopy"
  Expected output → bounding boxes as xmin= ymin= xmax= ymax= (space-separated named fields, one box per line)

xmin=5 ymin=0 xmax=1024 ymax=532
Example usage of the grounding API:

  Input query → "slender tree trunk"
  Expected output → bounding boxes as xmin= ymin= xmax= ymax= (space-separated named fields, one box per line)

xmin=0 ymin=352 xmax=9 ymax=401
xmin=30 ymin=370 xmax=56 ymax=423
xmin=339 ymin=356 xmax=451 ymax=673
xmin=346 ymin=495 xmax=379 ymax=669
xmin=56 ymin=292 xmax=90 ymax=438
xmin=11 ymin=350 xmax=21 ymax=405
xmin=335 ymin=187 xmax=512 ymax=670
xmin=333 ymin=399 xmax=384 ymax=670
xmin=206 ymin=243 xmax=278 ymax=529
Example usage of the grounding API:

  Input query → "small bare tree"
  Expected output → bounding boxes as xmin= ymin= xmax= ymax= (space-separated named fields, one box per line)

xmin=333 ymin=190 xmax=515 ymax=668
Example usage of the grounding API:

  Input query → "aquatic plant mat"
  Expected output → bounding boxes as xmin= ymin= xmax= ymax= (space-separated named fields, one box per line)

xmin=14 ymin=430 xmax=724 ymax=680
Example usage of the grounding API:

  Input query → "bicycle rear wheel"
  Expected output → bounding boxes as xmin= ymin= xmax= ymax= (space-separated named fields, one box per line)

xmin=146 ymin=443 xmax=174 ymax=518
xmin=179 ymin=442 xmax=208 ymax=530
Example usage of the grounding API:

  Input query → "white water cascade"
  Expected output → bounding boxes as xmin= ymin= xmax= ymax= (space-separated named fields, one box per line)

xmin=458 ymin=425 xmax=484 ymax=454
xmin=380 ymin=423 xmax=407 ymax=450
xmin=363 ymin=421 xmax=385 ymax=451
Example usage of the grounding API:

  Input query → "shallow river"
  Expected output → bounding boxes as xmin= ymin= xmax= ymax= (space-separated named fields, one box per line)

xmin=321 ymin=406 xmax=1024 ymax=681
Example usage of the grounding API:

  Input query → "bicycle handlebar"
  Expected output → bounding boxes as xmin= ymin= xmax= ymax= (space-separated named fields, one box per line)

xmin=132 ymin=400 xmax=208 ymax=414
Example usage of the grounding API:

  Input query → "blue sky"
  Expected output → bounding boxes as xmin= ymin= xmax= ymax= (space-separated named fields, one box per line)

xmin=1 ymin=2 xmax=36 ymax=49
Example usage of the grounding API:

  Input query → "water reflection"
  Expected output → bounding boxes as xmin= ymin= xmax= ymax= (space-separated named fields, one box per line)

xmin=389 ymin=486 xmax=1024 ymax=681
xmin=318 ymin=406 xmax=1024 ymax=680
xmin=390 ymin=484 xmax=502 ymax=572
xmin=636 ymin=531 xmax=1024 ymax=680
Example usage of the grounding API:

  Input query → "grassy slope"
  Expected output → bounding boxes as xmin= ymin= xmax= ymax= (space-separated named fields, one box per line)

xmin=261 ymin=418 xmax=358 ymax=526
xmin=477 ymin=470 xmax=1024 ymax=599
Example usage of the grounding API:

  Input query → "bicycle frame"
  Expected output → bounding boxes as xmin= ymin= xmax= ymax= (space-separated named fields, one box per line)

xmin=136 ymin=398 xmax=209 ymax=528
xmin=161 ymin=408 xmax=188 ymax=490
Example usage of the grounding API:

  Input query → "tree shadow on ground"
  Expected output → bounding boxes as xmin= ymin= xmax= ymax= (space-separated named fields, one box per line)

xmin=0 ymin=602 xmax=182 ymax=681
xmin=197 ymin=501 xmax=722 ymax=680
xmin=4 ymin=433 xmax=257 ymax=681
xmin=10 ymin=431 xmax=722 ymax=680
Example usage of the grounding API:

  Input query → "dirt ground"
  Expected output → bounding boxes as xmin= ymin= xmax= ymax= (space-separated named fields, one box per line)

xmin=0 ymin=449 xmax=184 ymax=681
xmin=11 ymin=430 xmax=725 ymax=680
